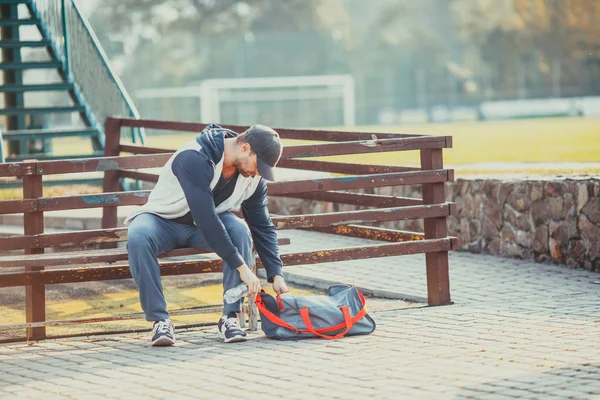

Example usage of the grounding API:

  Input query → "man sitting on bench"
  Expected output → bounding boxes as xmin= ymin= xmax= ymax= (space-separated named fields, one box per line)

xmin=125 ymin=124 xmax=289 ymax=346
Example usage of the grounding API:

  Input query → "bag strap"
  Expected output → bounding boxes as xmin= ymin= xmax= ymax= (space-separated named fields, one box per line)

xmin=311 ymin=286 xmax=368 ymax=333
xmin=311 ymin=306 xmax=367 ymax=334
xmin=255 ymin=293 xmax=300 ymax=334
xmin=300 ymin=306 xmax=353 ymax=340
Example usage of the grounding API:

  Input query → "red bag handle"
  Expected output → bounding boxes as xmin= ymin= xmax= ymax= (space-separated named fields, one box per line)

xmin=300 ymin=306 xmax=353 ymax=340
xmin=255 ymin=292 xmax=300 ymax=333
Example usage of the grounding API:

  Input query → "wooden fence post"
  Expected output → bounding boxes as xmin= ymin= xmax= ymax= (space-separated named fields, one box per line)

xmin=102 ymin=117 xmax=122 ymax=230
xmin=23 ymin=160 xmax=45 ymax=339
xmin=248 ymin=261 xmax=258 ymax=331
xmin=420 ymin=149 xmax=451 ymax=306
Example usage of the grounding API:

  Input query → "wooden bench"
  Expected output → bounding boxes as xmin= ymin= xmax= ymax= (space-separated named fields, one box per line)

xmin=0 ymin=117 xmax=457 ymax=341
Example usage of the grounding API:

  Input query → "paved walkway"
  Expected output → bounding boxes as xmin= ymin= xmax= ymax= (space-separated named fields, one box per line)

xmin=2 ymin=230 xmax=600 ymax=399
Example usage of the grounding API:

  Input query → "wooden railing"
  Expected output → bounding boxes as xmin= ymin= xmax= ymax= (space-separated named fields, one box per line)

xmin=0 ymin=117 xmax=457 ymax=341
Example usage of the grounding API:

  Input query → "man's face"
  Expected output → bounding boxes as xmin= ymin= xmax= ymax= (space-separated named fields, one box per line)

xmin=234 ymin=143 xmax=260 ymax=178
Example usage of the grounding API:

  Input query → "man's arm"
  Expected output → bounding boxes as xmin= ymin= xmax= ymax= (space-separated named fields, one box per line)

xmin=241 ymin=179 xmax=284 ymax=283
xmin=172 ymin=150 xmax=244 ymax=269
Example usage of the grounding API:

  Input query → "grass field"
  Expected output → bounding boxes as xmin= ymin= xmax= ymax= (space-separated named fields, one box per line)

xmin=49 ymin=116 xmax=600 ymax=174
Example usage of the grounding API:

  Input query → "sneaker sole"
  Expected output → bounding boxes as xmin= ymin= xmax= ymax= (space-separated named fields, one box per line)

xmin=223 ymin=335 xmax=247 ymax=343
xmin=152 ymin=336 xmax=175 ymax=346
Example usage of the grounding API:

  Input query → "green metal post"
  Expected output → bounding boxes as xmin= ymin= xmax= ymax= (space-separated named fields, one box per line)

xmin=60 ymin=0 xmax=72 ymax=78
xmin=60 ymin=0 xmax=70 ymax=78
xmin=0 ymin=128 xmax=4 ymax=163
xmin=1 ymin=4 xmax=26 ymax=157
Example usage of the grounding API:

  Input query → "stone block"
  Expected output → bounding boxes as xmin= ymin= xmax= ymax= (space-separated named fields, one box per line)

xmin=500 ymin=225 xmax=516 ymax=242
xmin=563 ymin=193 xmax=576 ymax=218
xmin=577 ymin=183 xmax=589 ymax=213
xmin=507 ymin=182 xmax=531 ymax=212
xmin=566 ymin=257 xmax=580 ymax=269
xmin=497 ymin=182 xmax=512 ymax=207
xmin=530 ymin=181 xmax=544 ymax=202
xmin=487 ymin=238 xmax=501 ymax=255
xmin=578 ymin=214 xmax=600 ymax=260
xmin=482 ymin=196 xmax=503 ymax=228
xmin=582 ymin=196 xmax=600 ymax=225
xmin=467 ymin=239 xmax=482 ymax=252
xmin=532 ymin=226 xmax=548 ymax=255
xmin=569 ymin=239 xmax=586 ymax=264
xmin=469 ymin=219 xmax=481 ymax=242
xmin=473 ymin=193 xmax=482 ymax=215
xmin=548 ymin=197 xmax=564 ymax=221
xmin=470 ymin=180 xmax=484 ymax=195
xmin=482 ymin=180 xmax=497 ymax=198
xmin=544 ymin=181 xmax=566 ymax=197
xmin=531 ymin=200 xmax=550 ymax=226
xmin=504 ymin=205 xmax=532 ymax=232
xmin=481 ymin=216 xmax=499 ymax=240
xmin=447 ymin=216 xmax=460 ymax=235
xmin=549 ymin=237 xmax=564 ymax=263
xmin=515 ymin=230 xmax=533 ymax=248
xmin=501 ymin=240 xmax=523 ymax=258
xmin=549 ymin=221 xmax=568 ymax=244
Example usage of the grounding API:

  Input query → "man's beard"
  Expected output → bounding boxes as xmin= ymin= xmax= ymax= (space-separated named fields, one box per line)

xmin=233 ymin=159 xmax=251 ymax=177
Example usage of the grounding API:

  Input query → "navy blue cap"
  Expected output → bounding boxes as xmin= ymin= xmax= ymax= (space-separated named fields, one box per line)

xmin=245 ymin=125 xmax=283 ymax=181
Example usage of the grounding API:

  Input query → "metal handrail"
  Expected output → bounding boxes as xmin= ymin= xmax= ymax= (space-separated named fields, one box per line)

xmin=28 ymin=0 xmax=146 ymax=146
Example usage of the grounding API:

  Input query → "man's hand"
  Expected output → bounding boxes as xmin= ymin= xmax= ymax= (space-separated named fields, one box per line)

xmin=272 ymin=275 xmax=289 ymax=296
xmin=237 ymin=264 xmax=261 ymax=295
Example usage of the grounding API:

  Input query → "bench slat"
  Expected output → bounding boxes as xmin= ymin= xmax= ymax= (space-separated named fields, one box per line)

xmin=33 ymin=154 xmax=172 ymax=176
xmin=0 ymin=238 xmax=292 ymax=268
xmin=36 ymin=191 xmax=150 ymax=213
xmin=0 ymin=191 xmax=152 ymax=215
xmin=116 ymin=117 xmax=425 ymax=140
xmin=313 ymin=225 xmax=424 ymax=242
xmin=277 ymin=191 xmax=423 ymax=207
xmin=0 ymin=170 xmax=448 ymax=214
xmin=268 ymin=169 xmax=453 ymax=196
xmin=277 ymin=159 xmax=420 ymax=174
xmin=0 ymin=199 xmax=37 ymax=214
xmin=0 ymin=203 xmax=453 ymax=251
xmin=0 ymin=161 xmax=35 ymax=177
xmin=272 ymin=203 xmax=454 ymax=229
xmin=282 ymin=136 xmax=451 ymax=160
xmin=0 ymin=238 xmax=455 ymax=287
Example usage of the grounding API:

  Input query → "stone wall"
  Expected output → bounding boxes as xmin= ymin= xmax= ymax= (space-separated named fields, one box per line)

xmin=268 ymin=178 xmax=600 ymax=271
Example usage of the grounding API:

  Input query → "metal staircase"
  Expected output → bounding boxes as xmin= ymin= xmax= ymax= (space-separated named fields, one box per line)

xmin=0 ymin=0 xmax=145 ymax=168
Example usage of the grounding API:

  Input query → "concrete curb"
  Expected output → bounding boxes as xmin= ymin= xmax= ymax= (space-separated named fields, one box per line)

xmin=258 ymin=269 xmax=427 ymax=303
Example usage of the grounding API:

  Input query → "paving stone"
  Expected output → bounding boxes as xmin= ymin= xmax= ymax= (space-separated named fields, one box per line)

xmin=2 ymin=233 xmax=600 ymax=399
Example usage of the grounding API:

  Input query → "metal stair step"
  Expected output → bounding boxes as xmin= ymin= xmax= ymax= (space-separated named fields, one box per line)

xmin=0 ymin=106 xmax=86 ymax=115
xmin=0 ymin=39 xmax=51 ymax=48
xmin=0 ymin=61 xmax=61 ymax=70
xmin=2 ymin=127 xmax=99 ymax=140
xmin=0 ymin=18 xmax=40 ymax=27
xmin=0 ymin=0 xmax=31 ymax=4
xmin=0 ymin=82 xmax=74 ymax=92
xmin=6 ymin=152 xmax=105 ymax=162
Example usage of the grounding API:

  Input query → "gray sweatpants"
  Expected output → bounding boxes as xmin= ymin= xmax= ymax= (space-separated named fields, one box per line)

xmin=126 ymin=212 xmax=253 ymax=322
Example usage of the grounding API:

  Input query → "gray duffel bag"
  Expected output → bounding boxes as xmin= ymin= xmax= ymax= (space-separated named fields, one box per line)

xmin=255 ymin=284 xmax=376 ymax=340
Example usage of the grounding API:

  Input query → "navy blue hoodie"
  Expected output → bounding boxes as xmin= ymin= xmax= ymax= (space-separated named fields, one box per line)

xmin=125 ymin=124 xmax=283 ymax=282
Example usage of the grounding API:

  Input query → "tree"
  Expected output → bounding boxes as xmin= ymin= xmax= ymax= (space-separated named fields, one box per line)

xmin=451 ymin=0 xmax=600 ymax=98
xmin=88 ymin=0 xmax=349 ymax=89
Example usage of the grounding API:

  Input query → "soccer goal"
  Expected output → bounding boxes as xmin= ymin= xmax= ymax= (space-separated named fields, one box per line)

xmin=135 ymin=75 xmax=355 ymax=128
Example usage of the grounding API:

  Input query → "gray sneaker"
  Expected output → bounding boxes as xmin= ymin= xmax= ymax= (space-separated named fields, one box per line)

xmin=218 ymin=313 xmax=247 ymax=343
xmin=151 ymin=319 xmax=175 ymax=346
